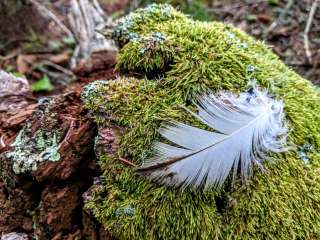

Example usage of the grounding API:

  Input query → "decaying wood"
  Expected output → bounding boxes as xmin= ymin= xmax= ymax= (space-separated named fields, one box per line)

xmin=0 ymin=42 xmax=118 ymax=237
xmin=0 ymin=87 xmax=100 ymax=239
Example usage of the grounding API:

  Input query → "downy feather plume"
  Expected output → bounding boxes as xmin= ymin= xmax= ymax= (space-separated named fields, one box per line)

xmin=136 ymin=88 xmax=288 ymax=190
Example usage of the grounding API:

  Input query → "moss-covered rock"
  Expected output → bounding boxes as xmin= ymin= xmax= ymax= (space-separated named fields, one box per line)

xmin=83 ymin=4 xmax=320 ymax=239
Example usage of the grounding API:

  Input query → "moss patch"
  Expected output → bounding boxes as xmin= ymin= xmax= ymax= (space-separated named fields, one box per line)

xmin=84 ymin=4 xmax=320 ymax=239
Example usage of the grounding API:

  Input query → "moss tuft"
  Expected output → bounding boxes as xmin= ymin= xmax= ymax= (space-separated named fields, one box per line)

xmin=84 ymin=4 xmax=320 ymax=239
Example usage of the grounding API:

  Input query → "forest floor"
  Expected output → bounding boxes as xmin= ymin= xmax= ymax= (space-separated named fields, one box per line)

xmin=210 ymin=0 xmax=320 ymax=84
xmin=0 ymin=0 xmax=319 ymax=239
xmin=1 ymin=0 xmax=319 ymax=89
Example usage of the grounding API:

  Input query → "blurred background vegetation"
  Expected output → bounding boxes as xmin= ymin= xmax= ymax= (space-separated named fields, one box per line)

xmin=0 ymin=0 xmax=319 ymax=84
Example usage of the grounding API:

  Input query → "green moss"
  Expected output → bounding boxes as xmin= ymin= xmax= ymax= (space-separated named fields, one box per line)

xmin=84 ymin=4 xmax=320 ymax=239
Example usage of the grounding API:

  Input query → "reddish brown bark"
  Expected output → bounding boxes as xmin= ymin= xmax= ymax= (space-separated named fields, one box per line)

xmin=0 ymin=51 xmax=118 ymax=239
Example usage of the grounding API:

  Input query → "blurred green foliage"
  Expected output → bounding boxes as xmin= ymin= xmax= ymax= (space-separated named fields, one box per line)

xmin=31 ymin=75 xmax=54 ymax=92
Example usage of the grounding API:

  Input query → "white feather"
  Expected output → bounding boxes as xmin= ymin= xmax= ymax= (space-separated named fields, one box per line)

xmin=136 ymin=88 xmax=288 ymax=190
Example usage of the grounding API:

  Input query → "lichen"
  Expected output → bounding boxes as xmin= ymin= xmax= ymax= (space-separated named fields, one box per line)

xmin=6 ymin=127 xmax=61 ymax=174
xmin=81 ymin=80 xmax=109 ymax=100
xmin=84 ymin=4 xmax=320 ymax=240
xmin=6 ymin=99 xmax=62 ymax=174
xmin=298 ymin=142 xmax=314 ymax=164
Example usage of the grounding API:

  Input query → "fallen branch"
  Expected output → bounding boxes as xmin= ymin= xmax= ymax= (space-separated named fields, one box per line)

xmin=42 ymin=60 xmax=75 ymax=78
xmin=68 ymin=0 xmax=117 ymax=68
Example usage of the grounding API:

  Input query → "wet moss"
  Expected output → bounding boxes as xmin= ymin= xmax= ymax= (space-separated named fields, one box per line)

xmin=84 ymin=4 xmax=320 ymax=239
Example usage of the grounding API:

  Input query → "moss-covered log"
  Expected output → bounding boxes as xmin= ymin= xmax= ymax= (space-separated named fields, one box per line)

xmin=83 ymin=4 xmax=320 ymax=240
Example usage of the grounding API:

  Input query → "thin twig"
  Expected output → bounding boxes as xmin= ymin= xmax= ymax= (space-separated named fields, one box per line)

xmin=0 ymin=49 xmax=21 ymax=61
xmin=5 ymin=106 xmax=37 ymax=123
xmin=304 ymin=0 xmax=319 ymax=64
xmin=28 ymin=0 xmax=74 ymax=38
xmin=60 ymin=115 xmax=78 ymax=121
xmin=118 ymin=157 xmax=137 ymax=167
xmin=42 ymin=60 xmax=75 ymax=77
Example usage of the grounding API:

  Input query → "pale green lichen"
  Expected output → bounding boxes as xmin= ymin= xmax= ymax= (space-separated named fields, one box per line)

xmin=81 ymin=80 xmax=109 ymax=100
xmin=6 ymin=127 xmax=61 ymax=174
xmin=84 ymin=4 xmax=320 ymax=240
xmin=6 ymin=98 xmax=62 ymax=174
xmin=298 ymin=142 xmax=314 ymax=164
